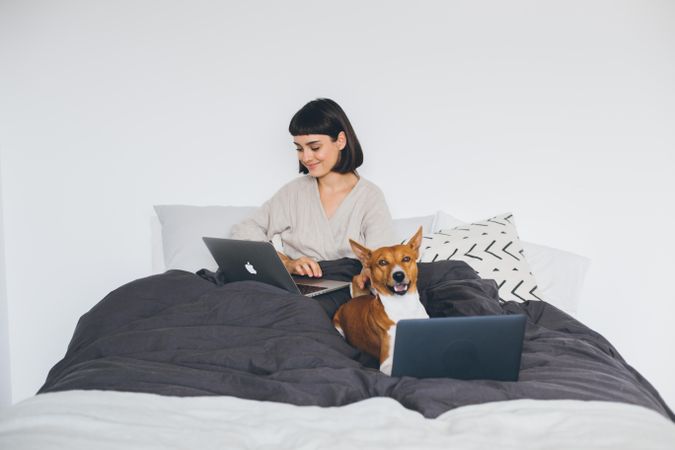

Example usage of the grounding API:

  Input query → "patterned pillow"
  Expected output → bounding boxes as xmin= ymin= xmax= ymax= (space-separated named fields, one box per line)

xmin=420 ymin=212 xmax=542 ymax=302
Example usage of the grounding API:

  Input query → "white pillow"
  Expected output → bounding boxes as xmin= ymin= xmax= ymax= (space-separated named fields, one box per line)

xmin=393 ymin=214 xmax=435 ymax=244
xmin=519 ymin=241 xmax=590 ymax=315
xmin=432 ymin=211 xmax=590 ymax=314
xmin=153 ymin=205 xmax=435 ymax=272
xmin=154 ymin=205 xmax=257 ymax=272
xmin=430 ymin=210 xmax=465 ymax=232
xmin=422 ymin=212 xmax=541 ymax=302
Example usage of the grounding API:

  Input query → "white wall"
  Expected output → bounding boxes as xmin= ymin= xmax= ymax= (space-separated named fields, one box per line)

xmin=0 ymin=0 xmax=673 ymax=408
xmin=0 ymin=156 xmax=11 ymax=408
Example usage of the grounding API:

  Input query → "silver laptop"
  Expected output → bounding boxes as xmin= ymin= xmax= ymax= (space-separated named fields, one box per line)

xmin=202 ymin=237 xmax=350 ymax=297
xmin=391 ymin=315 xmax=526 ymax=381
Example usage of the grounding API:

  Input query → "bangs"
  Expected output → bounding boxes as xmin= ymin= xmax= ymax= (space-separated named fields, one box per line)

xmin=288 ymin=105 xmax=341 ymax=138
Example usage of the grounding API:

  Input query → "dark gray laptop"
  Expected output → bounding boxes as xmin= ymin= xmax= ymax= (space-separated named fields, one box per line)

xmin=391 ymin=314 xmax=526 ymax=381
xmin=202 ymin=237 xmax=350 ymax=297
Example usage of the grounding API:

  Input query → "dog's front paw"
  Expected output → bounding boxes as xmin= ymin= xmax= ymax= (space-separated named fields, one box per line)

xmin=379 ymin=354 xmax=393 ymax=376
xmin=350 ymin=273 xmax=370 ymax=297
xmin=379 ymin=362 xmax=392 ymax=376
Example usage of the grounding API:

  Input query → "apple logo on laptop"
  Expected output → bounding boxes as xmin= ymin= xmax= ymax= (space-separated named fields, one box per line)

xmin=245 ymin=261 xmax=257 ymax=275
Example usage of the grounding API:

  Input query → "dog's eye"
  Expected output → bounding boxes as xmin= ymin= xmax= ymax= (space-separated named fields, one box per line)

xmin=378 ymin=259 xmax=388 ymax=266
xmin=402 ymin=256 xmax=411 ymax=263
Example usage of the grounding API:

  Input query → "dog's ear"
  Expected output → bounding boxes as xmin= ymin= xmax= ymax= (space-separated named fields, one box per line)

xmin=349 ymin=239 xmax=372 ymax=264
xmin=406 ymin=226 xmax=424 ymax=253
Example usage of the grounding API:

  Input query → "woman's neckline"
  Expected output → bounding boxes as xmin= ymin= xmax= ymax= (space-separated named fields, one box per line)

xmin=312 ymin=173 xmax=361 ymax=221
xmin=315 ymin=171 xmax=359 ymax=192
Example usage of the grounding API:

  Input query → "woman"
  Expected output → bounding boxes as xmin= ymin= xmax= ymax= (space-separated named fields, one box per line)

xmin=228 ymin=98 xmax=483 ymax=328
xmin=230 ymin=98 xmax=397 ymax=289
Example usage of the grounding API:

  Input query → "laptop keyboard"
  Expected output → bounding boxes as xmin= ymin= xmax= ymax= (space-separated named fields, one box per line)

xmin=297 ymin=284 xmax=325 ymax=295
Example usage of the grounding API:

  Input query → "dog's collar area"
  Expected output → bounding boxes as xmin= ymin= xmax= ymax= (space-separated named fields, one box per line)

xmin=387 ymin=283 xmax=410 ymax=295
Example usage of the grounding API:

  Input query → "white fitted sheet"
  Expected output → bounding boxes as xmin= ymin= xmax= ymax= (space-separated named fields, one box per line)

xmin=1 ymin=391 xmax=673 ymax=450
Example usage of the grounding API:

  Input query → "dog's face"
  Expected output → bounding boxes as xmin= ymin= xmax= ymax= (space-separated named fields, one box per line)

xmin=350 ymin=227 xmax=423 ymax=297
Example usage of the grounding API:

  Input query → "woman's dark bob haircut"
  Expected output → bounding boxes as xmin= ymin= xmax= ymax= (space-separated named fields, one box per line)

xmin=289 ymin=98 xmax=363 ymax=174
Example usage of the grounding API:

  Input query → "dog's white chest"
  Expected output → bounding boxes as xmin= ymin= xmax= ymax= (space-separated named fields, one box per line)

xmin=378 ymin=294 xmax=427 ymax=376
xmin=380 ymin=293 xmax=429 ymax=323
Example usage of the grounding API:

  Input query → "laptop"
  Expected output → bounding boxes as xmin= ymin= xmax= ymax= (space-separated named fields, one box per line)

xmin=391 ymin=314 xmax=526 ymax=381
xmin=202 ymin=237 xmax=350 ymax=297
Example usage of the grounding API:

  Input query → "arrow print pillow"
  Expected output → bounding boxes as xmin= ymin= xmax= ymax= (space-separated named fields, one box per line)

xmin=420 ymin=212 xmax=542 ymax=302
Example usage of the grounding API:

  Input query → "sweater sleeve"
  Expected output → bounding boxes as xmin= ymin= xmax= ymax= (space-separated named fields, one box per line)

xmin=229 ymin=201 xmax=273 ymax=242
xmin=229 ymin=185 xmax=292 ymax=242
xmin=361 ymin=185 xmax=398 ymax=249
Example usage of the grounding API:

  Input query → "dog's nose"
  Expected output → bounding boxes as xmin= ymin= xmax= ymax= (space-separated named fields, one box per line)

xmin=392 ymin=271 xmax=405 ymax=283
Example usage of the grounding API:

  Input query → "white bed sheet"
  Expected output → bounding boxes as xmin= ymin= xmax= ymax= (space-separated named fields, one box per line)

xmin=1 ymin=391 xmax=673 ymax=450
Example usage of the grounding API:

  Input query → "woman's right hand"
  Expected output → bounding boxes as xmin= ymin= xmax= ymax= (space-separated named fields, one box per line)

xmin=284 ymin=256 xmax=323 ymax=278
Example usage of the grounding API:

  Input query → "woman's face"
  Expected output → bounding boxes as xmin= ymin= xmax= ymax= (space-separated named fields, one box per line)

xmin=294 ymin=132 xmax=346 ymax=177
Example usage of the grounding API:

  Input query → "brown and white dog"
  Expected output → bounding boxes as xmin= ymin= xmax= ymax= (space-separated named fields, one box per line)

xmin=333 ymin=227 xmax=428 ymax=375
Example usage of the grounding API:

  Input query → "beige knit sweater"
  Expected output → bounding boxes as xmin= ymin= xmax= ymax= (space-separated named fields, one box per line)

xmin=230 ymin=175 xmax=396 ymax=261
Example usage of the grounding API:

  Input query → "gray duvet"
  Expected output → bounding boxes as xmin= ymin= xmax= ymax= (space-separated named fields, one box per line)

xmin=39 ymin=260 xmax=674 ymax=420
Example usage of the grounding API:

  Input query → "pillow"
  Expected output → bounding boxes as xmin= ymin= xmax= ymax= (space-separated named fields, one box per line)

xmin=421 ymin=212 xmax=541 ymax=302
xmin=430 ymin=210 xmax=465 ymax=233
xmin=519 ymin=241 xmax=590 ymax=315
xmin=431 ymin=211 xmax=590 ymax=314
xmin=154 ymin=205 xmax=257 ymax=272
xmin=393 ymin=215 xmax=435 ymax=244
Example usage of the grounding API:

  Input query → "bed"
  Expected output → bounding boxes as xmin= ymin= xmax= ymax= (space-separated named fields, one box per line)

xmin=1 ymin=206 xmax=673 ymax=449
